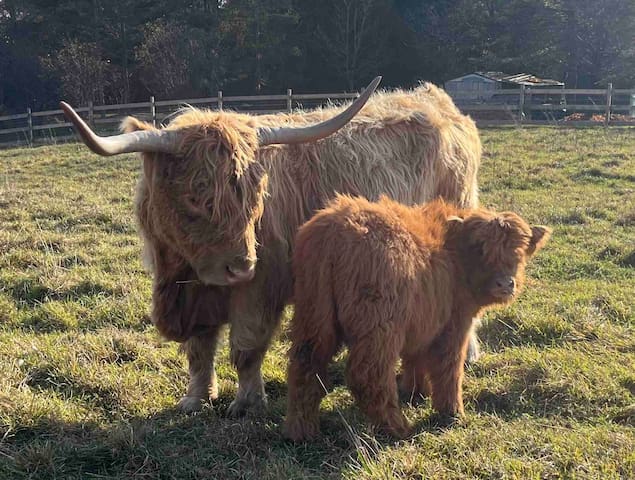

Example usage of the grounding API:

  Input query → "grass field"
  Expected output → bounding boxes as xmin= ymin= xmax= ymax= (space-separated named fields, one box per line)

xmin=0 ymin=127 xmax=633 ymax=479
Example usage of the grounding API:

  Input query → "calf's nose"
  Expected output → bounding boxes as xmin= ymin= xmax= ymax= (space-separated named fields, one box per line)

xmin=495 ymin=277 xmax=515 ymax=289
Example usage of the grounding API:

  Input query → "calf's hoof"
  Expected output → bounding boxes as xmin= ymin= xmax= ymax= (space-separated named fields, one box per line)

xmin=383 ymin=420 xmax=413 ymax=439
xmin=177 ymin=395 xmax=206 ymax=413
xmin=283 ymin=416 xmax=320 ymax=442
xmin=227 ymin=392 xmax=268 ymax=418
xmin=429 ymin=411 xmax=464 ymax=430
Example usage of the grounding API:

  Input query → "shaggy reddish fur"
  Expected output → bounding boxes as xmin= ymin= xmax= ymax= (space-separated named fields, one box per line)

xmin=124 ymin=84 xmax=484 ymax=415
xmin=284 ymin=196 xmax=550 ymax=441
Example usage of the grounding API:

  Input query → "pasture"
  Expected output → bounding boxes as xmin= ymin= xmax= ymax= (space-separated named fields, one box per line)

xmin=0 ymin=127 xmax=633 ymax=479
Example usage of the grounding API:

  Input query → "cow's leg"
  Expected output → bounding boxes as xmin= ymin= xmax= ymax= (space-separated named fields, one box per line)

xmin=461 ymin=181 xmax=483 ymax=366
xmin=465 ymin=317 xmax=482 ymax=365
xmin=226 ymin=281 xmax=284 ymax=417
xmin=227 ymin=343 xmax=269 ymax=417
xmin=177 ymin=327 xmax=222 ymax=412
xmin=346 ymin=333 xmax=411 ymax=438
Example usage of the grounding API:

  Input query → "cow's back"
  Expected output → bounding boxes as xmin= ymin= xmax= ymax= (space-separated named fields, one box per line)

xmin=258 ymin=83 xmax=481 ymax=258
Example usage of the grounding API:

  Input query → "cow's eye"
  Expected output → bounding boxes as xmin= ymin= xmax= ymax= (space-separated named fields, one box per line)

xmin=472 ymin=242 xmax=485 ymax=257
xmin=183 ymin=195 xmax=205 ymax=221
xmin=185 ymin=195 xmax=198 ymax=209
xmin=230 ymin=176 xmax=243 ymax=203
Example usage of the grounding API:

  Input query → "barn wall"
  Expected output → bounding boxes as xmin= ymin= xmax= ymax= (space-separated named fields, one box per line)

xmin=444 ymin=75 xmax=499 ymax=103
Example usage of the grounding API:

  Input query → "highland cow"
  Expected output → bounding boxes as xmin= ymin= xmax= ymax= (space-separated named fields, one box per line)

xmin=61 ymin=79 xmax=483 ymax=416
xmin=284 ymin=195 xmax=550 ymax=441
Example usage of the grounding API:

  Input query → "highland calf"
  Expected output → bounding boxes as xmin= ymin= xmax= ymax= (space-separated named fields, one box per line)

xmin=284 ymin=195 xmax=550 ymax=441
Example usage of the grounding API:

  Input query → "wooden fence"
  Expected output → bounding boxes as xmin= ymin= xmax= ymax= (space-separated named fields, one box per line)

xmin=453 ymin=84 xmax=635 ymax=127
xmin=1 ymin=85 xmax=633 ymax=148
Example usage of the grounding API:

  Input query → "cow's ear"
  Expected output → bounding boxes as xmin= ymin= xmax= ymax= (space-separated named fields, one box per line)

xmin=527 ymin=225 xmax=551 ymax=256
xmin=121 ymin=116 xmax=155 ymax=133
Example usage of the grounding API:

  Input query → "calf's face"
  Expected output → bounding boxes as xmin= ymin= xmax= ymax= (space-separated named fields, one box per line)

xmin=451 ymin=211 xmax=551 ymax=305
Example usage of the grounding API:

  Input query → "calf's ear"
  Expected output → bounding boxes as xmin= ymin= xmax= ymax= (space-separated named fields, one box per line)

xmin=446 ymin=215 xmax=464 ymax=235
xmin=527 ymin=225 xmax=551 ymax=255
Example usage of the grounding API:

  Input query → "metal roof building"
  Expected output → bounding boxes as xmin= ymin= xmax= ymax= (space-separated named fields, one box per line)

xmin=444 ymin=71 xmax=564 ymax=102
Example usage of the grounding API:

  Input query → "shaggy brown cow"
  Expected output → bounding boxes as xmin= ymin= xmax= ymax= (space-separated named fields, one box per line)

xmin=284 ymin=195 xmax=550 ymax=441
xmin=61 ymin=79 xmax=483 ymax=416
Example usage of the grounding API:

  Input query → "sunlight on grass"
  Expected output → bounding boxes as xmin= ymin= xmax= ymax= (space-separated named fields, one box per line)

xmin=0 ymin=127 xmax=633 ymax=478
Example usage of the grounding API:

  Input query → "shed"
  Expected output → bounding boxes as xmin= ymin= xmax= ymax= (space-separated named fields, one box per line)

xmin=444 ymin=72 xmax=564 ymax=103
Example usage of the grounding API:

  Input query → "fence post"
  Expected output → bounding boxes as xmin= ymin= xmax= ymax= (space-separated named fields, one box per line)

xmin=518 ymin=85 xmax=526 ymax=125
xmin=88 ymin=101 xmax=94 ymax=127
xmin=218 ymin=91 xmax=223 ymax=111
xmin=27 ymin=108 xmax=33 ymax=146
xmin=150 ymin=96 xmax=156 ymax=127
xmin=604 ymin=83 xmax=613 ymax=127
xmin=630 ymin=92 xmax=635 ymax=118
xmin=287 ymin=89 xmax=293 ymax=113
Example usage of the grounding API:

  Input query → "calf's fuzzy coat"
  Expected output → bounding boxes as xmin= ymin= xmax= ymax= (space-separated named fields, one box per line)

xmin=284 ymin=195 xmax=550 ymax=440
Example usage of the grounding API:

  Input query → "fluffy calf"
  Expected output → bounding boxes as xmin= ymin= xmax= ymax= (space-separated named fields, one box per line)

xmin=284 ymin=196 xmax=550 ymax=440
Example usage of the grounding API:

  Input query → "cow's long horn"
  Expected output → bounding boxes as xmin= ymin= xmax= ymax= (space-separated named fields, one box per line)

xmin=60 ymin=102 xmax=179 ymax=156
xmin=257 ymin=76 xmax=381 ymax=146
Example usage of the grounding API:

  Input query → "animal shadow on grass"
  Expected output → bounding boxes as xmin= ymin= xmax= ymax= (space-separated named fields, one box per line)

xmin=4 ymin=359 xmax=472 ymax=479
xmin=1 ymin=277 xmax=116 ymax=309
xmin=477 ymin=312 xmax=572 ymax=353
xmin=571 ymin=168 xmax=635 ymax=184
xmin=8 ymin=353 xmax=606 ymax=479
xmin=3 ymin=382 xmax=362 ymax=479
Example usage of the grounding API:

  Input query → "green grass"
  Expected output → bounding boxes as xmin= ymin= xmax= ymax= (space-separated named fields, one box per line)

xmin=1 ymin=127 xmax=634 ymax=479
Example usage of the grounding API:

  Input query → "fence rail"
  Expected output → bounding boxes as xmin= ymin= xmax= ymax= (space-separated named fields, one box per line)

xmin=1 ymin=85 xmax=633 ymax=148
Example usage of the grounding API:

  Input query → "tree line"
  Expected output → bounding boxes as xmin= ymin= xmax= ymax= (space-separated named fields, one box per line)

xmin=1 ymin=0 xmax=633 ymax=114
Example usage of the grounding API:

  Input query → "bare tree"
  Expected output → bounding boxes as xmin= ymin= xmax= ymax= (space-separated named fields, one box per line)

xmin=318 ymin=0 xmax=387 ymax=90
xmin=41 ymin=40 xmax=110 ymax=106
xmin=136 ymin=20 xmax=190 ymax=98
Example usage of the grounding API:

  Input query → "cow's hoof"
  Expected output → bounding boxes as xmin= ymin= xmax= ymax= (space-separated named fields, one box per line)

xmin=384 ymin=421 xmax=413 ymax=440
xmin=227 ymin=393 xmax=268 ymax=418
xmin=177 ymin=395 xmax=205 ymax=413
xmin=465 ymin=335 xmax=482 ymax=366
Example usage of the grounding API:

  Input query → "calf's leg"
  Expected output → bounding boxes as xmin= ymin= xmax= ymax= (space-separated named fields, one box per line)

xmin=283 ymin=331 xmax=339 ymax=442
xmin=398 ymin=355 xmax=431 ymax=403
xmin=346 ymin=333 xmax=411 ymax=438
xmin=424 ymin=320 xmax=473 ymax=417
